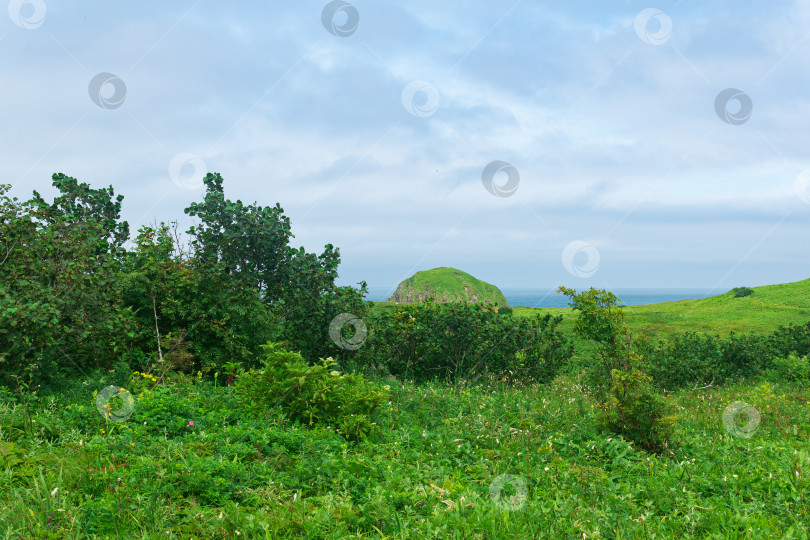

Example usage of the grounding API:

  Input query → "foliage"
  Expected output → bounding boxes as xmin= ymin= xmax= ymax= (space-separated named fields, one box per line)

xmin=120 ymin=222 xmax=279 ymax=374
xmin=2 ymin=171 xmax=365 ymax=381
xmin=598 ymin=362 xmax=675 ymax=453
xmin=235 ymin=342 xmax=389 ymax=440
xmin=0 ymin=176 xmax=133 ymax=385
xmin=638 ymin=322 xmax=810 ymax=390
xmin=183 ymin=173 xmax=368 ymax=364
xmin=732 ymin=286 xmax=754 ymax=298
xmin=1 ymin=372 xmax=809 ymax=537
xmin=764 ymin=321 xmax=810 ymax=361
xmin=275 ymin=260 xmax=370 ymax=364
xmin=360 ymin=301 xmax=572 ymax=383
xmin=557 ymin=286 xmax=633 ymax=394
xmin=559 ymin=287 xmax=674 ymax=451
xmin=636 ymin=331 xmax=724 ymax=389
xmin=184 ymin=173 xmax=291 ymax=295
xmin=767 ymin=353 xmax=810 ymax=382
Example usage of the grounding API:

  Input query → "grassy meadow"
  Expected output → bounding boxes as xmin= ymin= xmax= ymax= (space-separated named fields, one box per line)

xmin=1 ymin=370 xmax=808 ymax=538
xmin=510 ymin=279 xmax=810 ymax=341
xmin=2 ymin=279 xmax=810 ymax=538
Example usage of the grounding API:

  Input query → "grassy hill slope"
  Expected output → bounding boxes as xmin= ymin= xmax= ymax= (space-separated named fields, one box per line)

xmin=512 ymin=278 xmax=810 ymax=339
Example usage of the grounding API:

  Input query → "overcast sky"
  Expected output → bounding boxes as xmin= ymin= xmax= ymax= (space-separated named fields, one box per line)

xmin=3 ymin=1 xmax=809 ymax=292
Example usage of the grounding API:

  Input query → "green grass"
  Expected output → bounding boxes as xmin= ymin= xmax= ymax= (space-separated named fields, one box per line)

xmin=387 ymin=267 xmax=509 ymax=307
xmin=2 ymin=370 xmax=809 ymax=538
xmin=509 ymin=278 xmax=810 ymax=341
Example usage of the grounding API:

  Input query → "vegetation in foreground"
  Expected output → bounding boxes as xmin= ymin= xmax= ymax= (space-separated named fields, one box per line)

xmin=1 ymin=370 xmax=808 ymax=538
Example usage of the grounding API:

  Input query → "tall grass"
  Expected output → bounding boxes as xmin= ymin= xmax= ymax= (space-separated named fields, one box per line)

xmin=1 ymin=370 xmax=808 ymax=538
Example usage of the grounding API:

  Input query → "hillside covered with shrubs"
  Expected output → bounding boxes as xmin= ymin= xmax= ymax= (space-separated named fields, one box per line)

xmin=1 ymin=174 xmax=809 ymax=537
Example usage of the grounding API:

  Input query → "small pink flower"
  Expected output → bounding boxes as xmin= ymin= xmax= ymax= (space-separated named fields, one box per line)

xmin=187 ymin=420 xmax=194 ymax=427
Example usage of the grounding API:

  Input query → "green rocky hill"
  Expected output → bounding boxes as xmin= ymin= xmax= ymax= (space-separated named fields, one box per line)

xmin=387 ymin=267 xmax=509 ymax=307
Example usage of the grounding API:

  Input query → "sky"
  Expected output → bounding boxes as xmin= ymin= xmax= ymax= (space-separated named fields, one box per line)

xmin=2 ymin=0 xmax=809 ymax=293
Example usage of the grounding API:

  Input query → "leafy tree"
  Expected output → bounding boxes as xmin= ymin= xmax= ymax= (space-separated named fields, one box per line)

xmin=558 ymin=286 xmax=632 ymax=389
xmin=120 ymin=222 xmax=279 ymax=374
xmin=184 ymin=174 xmax=290 ymax=295
xmin=30 ymin=173 xmax=129 ymax=252
xmin=183 ymin=173 xmax=367 ymax=365
xmin=0 ymin=175 xmax=132 ymax=384
xmin=558 ymin=287 xmax=673 ymax=452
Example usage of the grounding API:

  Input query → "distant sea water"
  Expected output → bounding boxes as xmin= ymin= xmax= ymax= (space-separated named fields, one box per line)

xmin=365 ymin=288 xmax=727 ymax=308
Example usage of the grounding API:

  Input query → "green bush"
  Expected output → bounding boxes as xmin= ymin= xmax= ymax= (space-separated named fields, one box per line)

xmin=764 ymin=321 xmax=810 ymax=360
xmin=598 ymin=364 xmax=675 ymax=453
xmin=184 ymin=173 xmax=368 ymax=366
xmin=560 ymin=287 xmax=674 ymax=451
xmin=639 ymin=322 xmax=810 ymax=390
xmin=638 ymin=332 xmax=725 ymax=390
xmin=235 ymin=342 xmax=389 ymax=440
xmin=0 ymin=177 xmax=133 ymax=385
xmin=121 ymin=223 xmax=280 ymax=375
xmin=767 ymin=353 xmax=810 ymax=382
xmin=732 ymin=286 xmax=754 ymax=298
xmin=359 ymin=301 xmax=571 ymax=383
xmin=558 ymin=286 xmax=633 ymax=398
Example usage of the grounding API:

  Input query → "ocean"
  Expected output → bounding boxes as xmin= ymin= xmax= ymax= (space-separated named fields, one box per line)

xmin=365 ymin=287 xmax=726 ymax=308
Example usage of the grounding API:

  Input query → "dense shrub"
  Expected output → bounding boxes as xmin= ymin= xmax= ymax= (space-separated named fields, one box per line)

xmin=0 ymin=176 xmax=133 ymax=385
xmin=358 ymin=301 xmax=572 ymax=383
xmin=182 ymin=173 xmax=368 ymax=365
xmin=732 ymin=286 xmax=754 ymax=298
xmin=560 ymin=287 xmax=674 ymax=452
xmin=637 ymin=332 xmax=723 ymax=389
xmin=764 ymin=321 xmax=810 ymax=359
xmin=1 ymin=172 xmax=365 ymax=383
xmin=640 ymin=321 xmax=810 ymax=390
xmin=120 ymin=223 xmax=280 ymax=374
xmin=766 ymin=353 xmax=810 ymax=382
xmin=235 ymin=342 xmax=389 ymax=440
xmin=598 ymin=364 xmax=675 ymax=453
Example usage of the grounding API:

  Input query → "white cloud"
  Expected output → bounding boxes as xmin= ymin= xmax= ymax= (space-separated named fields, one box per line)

xmin=2 ymin=0 xmax=809 ymax=289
